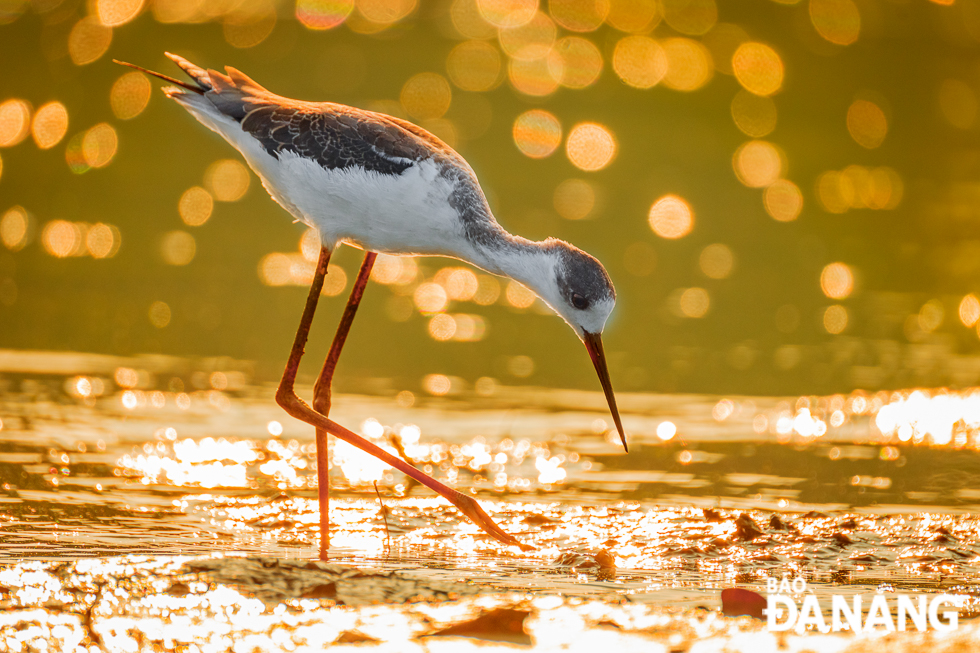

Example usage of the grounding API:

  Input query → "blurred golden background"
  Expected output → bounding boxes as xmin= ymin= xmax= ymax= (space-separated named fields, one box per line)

xmin=2 ymin=0 xmax=979 ymax=397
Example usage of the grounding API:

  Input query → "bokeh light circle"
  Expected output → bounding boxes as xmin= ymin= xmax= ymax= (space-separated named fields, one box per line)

xmin=179 ymin=187 xmax=214 ymax=226
xmin=512 ymin=109 xmax=562 ymax=158
xmin=820 ymin=262 xmax=854 ymax=300
xmin=296 ymin=0 xmax=355 ymax=29
xmin=846 ymin=99 xmax=887 ymax=149
xmin=161 ymin=230 xmax=196 ymax=266
xmin=206 ymin=159 xmax=251 ymax=201
xmin=0 ymin=207 xmax=31 ymax=251
xmin=452 ymin=0 xmax=497 ymax=38
xmin=401 ymin=72 xmax=452 ymax=120
xmin=565 ymin=122 xmax=617 ymax=171
xmin=476 ymin=0 xmax=537 ymax=28
xmin=549 ymin=0 xmax=609 ymax=32
xmin=42 ymin=220 xmax=82 ymax=258
xmin=764 ymin=179 xmax=803 ymax=222
xmin=648 ymin=194 xmax=693 ymax=239
xmin=606 ymin=0 xmax=661 ymax=33
xmin=679 ymin=287 xmax=710 ymax=317
xmin=31 ymin=102 xmax=68 ymax=150
xmin=96 ymin=0 xmax=144 ymax=27
xmin=0 ymin=100 xmax=31 ymax=148
xmin=699 ymin=244 xmax=734 ymax=279
xmin=111 ymin=72 xmax=152 ymax=120
xmin=733 ymin=140 xmax=782 ymax=188
xmin=555 ymin=36 xmax=603 ymax=89
xmin=357 ymin=0 xmax=418 ymax=26
xmin=662 ymin=0 xmax=717 ymax=36
xmin=730 ymin=90 xmax=777 ymax=137
xmin=960 ymin=294 xmax=980 ymax=328
xmin=613 ymin=36 xmax=667 ymax=89
xmin=447 ymin=41 xmax=502 ymax=92
xmin=809 ymin=0 xmax=860 ymax=46
xmin=732 ymin=42 xmax=783 ymax=96
xmin=82 ymin=123 xmax=118 ymax=168
xmin=498 ymin=11 xmax=556 ymax=60
xmin=939 ymin=79 xmax=977 ymax=130
xmin=661 ymin=38 xmax=713 ymax=91
xmin=553 ymin=178 xmax=596 ymax=220
xmin=508 ymin=52 xmax=563 ymax=96
xmin=68 ymin=17 xmax=113 ymax=66
xmin=823 ymin=304 xmax=848 ymax=334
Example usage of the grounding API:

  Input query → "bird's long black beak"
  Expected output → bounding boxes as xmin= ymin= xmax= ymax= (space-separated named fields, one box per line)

xmin=583 ymin=331 xmax=627 ymax=452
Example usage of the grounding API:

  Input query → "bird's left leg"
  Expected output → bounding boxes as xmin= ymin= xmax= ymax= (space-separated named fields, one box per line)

xmin=310 ymin=251 xmax=376 ymax=554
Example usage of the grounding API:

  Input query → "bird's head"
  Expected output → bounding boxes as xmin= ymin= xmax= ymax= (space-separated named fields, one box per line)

xmin=531 ymin=239 xmax=627 ymax=451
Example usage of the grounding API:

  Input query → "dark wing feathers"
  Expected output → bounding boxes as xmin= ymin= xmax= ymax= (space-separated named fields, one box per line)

xmin=165 ymin=52 xmax=213 ymax=91
xmin=236 ymin=104 xmax=416 ymax=175
xmin=163 ymin=53 xmax=448 ymax=176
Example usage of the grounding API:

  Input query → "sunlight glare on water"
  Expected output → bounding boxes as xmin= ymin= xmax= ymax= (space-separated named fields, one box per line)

xmin=2 ymin=355 xmax=980 ymax=649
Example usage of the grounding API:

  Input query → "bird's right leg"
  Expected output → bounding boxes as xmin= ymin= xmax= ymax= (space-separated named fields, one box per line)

xmin=274 ymin=246 xmax=333 ymax=556
xmin=275 ymin=250 xmax=527 ymax=552
xmin=309 ymin=252 xmax=377 ymax=553
xmin=312 ymin=252 xmax=378 ymax=417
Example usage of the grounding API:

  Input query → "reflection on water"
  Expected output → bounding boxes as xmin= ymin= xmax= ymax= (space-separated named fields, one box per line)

xmin=1 ymin=350 xmax=980 ymax=650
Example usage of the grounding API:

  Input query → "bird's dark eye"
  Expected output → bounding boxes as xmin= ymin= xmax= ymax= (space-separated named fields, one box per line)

xmin=571 ymin=293 xmax=589 ymax=310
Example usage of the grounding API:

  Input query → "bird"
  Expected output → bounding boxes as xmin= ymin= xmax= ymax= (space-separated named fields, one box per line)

xmin=117 ymin=53 xmax=627 ymax=553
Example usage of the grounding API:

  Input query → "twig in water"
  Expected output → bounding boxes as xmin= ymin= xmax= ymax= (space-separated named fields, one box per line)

xmin=83 ymin=581 xmax=107 ymax=652
xmin=387 ymin=431 xmax=420 ymax=493
xmin=374 ymin=481 xmax=392 ymax=554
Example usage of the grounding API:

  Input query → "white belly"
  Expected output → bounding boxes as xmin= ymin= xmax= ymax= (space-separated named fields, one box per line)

xmin=269 ymin=153 xmax=463 ymax=256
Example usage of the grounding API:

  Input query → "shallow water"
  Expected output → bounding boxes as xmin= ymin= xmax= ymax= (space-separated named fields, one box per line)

xmin=2 ymin=350 xmax=980 ymax=651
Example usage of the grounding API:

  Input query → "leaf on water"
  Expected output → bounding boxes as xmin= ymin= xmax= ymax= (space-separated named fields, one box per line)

xmin=523 ymin=513 xmax=559 ymax=526
xmin=703 ymin=508 xmax=724 ymax=522
xmin=300 ymin=582 xmax=337 ymax=599
xmin=166 ymin=582 xmax=191 ymax=596
xmin=424 ymin=607 xmax=532 ymax=646
xmin=594 ymin=549 xmax=615 ymax=570
xmin=554 ymin=550 xmax=613 ymax=570
xmin=553 ymin=549 xmax=616 ymax=579
xmin=768 ymin=514 xmax=794 ymax=531
xmin=849 ymin=554 xmax=877 ymax=563
xmin=334 ymin=630 xmax=380 ymax=644
xmin=735 ymin=513 xmax=763 ymax=541
xmin=720 ymin=588 xmax=766 ymax=620
xmin=831 ymin=532 xmax=852 ymax=547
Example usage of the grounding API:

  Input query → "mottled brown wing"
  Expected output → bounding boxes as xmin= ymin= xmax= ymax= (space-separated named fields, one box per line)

xmin=238 ymin=103 xmax=428 ymax=176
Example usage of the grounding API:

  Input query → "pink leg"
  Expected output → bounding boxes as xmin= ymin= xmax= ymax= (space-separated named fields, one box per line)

xmin=275 ymin=248 xmax=527 ymax=554
xmin=311 ymin=252 xmax=377 ymax=554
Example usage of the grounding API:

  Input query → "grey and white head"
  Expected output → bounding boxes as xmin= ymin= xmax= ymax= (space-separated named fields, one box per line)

xmin=531 ymin=239 xmax=627 ymax=451
xmin=548 ymin=241 xmax=617 ymax=337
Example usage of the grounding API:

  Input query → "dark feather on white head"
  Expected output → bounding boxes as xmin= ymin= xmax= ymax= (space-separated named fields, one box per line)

xmin=549 ymin=239 xmax=616 ymax=321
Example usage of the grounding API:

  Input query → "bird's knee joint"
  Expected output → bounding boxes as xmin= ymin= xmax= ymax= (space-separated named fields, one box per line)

xmin=312 ymin=394 xmax=331 ymax=416
xmin=275 ymin=387 xmax=297 ymax=412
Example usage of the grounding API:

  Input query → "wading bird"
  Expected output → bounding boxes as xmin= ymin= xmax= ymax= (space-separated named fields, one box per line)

xmin=119 ymin=53 xmax=626 ymax=552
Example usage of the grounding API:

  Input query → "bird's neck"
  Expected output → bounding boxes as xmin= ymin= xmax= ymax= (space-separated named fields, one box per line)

xmin=466 ymin=229 xmax=556 ymax=298
xmin=447 ymin=193 xmax=557 ymax=298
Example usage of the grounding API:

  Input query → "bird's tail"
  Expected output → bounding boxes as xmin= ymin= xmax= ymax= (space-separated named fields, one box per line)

xmin=113 ymin=52 xmax=214 ymax=95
